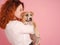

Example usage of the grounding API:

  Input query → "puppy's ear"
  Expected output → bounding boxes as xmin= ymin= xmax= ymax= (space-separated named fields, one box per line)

xmin=30 ymin=11 xmax=34 ymax=15
xmin=20 ymin=11 xmax=26 ymax=19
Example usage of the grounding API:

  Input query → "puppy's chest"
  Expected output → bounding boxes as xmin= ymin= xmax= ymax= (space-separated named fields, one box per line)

xmin=23 ymin=24 xmax=34 ymax=29
xmin=20 ymin=23 xmax=34 ymax=33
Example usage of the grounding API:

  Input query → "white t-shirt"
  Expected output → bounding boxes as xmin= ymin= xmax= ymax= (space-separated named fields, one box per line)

xmin=5 ymin=20 xmax=35 ymax=45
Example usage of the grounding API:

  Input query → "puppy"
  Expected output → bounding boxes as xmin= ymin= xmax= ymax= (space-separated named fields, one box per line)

xmin=20 ymin=11 xmax=33 ymax=25
xmin=20 ymin=11 xmax=40 ymax=45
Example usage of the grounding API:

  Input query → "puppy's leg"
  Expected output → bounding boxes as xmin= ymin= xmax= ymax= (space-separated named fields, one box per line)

xmin=33 ymin=22 xmax=40 ymax=45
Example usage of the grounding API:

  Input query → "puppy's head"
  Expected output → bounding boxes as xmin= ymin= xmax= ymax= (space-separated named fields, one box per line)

xmin=20 ymin=11 xmax=34 ymax=22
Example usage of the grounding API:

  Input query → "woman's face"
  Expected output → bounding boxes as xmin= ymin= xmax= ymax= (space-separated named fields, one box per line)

xmin=14 ymin=4 xmax=24 ymax=19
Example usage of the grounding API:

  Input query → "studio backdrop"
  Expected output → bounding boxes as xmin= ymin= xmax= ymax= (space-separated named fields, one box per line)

xmin=0 ymin=0 xmax=60 ymax=45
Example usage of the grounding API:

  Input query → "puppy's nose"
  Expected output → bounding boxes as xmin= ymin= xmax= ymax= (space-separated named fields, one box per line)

xmin=29 ymin=18 xmax=32 ymax=21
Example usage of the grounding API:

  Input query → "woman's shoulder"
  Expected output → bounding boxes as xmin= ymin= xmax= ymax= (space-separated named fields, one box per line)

xmin=8 ymin=20 xmax=22 ymax=25
xmin=5 ymin=20 xmax=23 ymax=33
xmin=6 ymin=20 xmax=22 ymax=28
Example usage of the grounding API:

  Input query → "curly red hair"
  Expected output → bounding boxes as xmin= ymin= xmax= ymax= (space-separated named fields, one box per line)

xmin=0 ymin=0 xmax=24 ymax=29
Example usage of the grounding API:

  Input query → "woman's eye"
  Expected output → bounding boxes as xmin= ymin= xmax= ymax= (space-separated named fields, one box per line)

xmin=20 ymin=9 xmax=23 ymax=11
xmin=20 ymin=9 xmax=22 ymax=11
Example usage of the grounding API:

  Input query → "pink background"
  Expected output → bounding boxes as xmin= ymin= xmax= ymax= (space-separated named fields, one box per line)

xmin=0 ymin=0 xmax=60 ymax=45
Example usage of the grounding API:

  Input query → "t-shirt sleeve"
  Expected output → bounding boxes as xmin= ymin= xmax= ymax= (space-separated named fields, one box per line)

xmin=5 ymin=21 xmax=23 ymax=34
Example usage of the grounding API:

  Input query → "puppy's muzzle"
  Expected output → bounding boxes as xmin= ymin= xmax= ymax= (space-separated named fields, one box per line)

xmin=29 ymin=18 xmax=32 ymax=21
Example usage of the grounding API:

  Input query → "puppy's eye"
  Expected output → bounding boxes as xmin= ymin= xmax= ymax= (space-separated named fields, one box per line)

xmin=26 ymin=14 xmax=28 ymax=16
xmin=30 ymin=14 xmax=32 ymax=16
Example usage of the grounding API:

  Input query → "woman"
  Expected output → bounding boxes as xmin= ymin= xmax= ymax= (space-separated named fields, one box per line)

xmin=0 ymin=0 xmax=40 ymax=45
